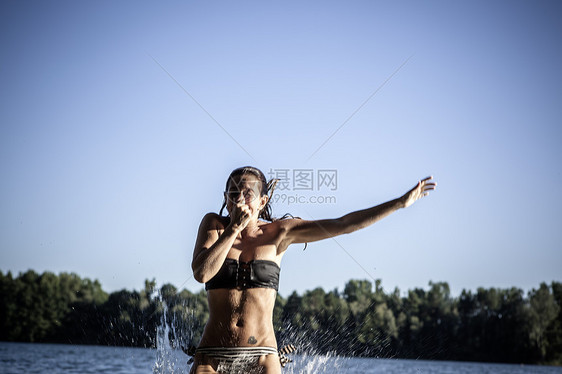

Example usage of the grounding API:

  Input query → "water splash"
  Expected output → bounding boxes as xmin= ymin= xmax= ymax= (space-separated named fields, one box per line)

xmin=152 ymin=295 xmax=189 ymax=374
xmin=284 ymin=352 xmax=345 ymax=374
xmin=150 ymin=291 xmax=350 ymax=374
xmin=277 ymin=321 xmax=347 ymax=373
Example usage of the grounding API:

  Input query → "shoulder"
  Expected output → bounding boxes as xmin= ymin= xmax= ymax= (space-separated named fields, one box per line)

xmin=277 ymin=216 xmax=305 ymax=229
xmin=273 ymin=217 xmax=308 ymax=252
xmin=275 ymin=217 xmax=306 ymax=238
xmin=199 ymin=212 xmax=228 ymax=230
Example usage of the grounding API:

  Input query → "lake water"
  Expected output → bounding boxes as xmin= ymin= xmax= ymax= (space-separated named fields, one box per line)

xmin=1 ymin=342 xmax=561 ymax=374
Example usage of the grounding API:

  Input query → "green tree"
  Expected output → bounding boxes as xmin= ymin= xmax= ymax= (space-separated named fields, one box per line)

xmin=528 ymin=283 xmax=560 ymax=361
xmin=545 ymin=281 xmax=562 ymax=364
xmin=0 ymin=271 xmax=18 ymax=340
xmin=2 ymin=269 xmax=562 ymax=365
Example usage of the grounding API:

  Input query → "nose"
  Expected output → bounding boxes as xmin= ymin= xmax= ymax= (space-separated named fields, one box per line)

xmin=229 ymin=191 xmax=243 ymax=204
xmin=237 ymin=193 xmax=246 ymax=203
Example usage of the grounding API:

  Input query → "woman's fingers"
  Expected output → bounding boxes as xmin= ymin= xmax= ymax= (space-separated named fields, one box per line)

xmin=403 ymin=176 xmax=437 ymax=208
xmin=233 ymin=203 xmax=251 ymax=223
xmin=420 ymin=177 xmax=436 ymax=190
xmin=236 ymin=203 xmax=250 ymax=213
xmin=416 ymin=177 xmax=437 ymax=198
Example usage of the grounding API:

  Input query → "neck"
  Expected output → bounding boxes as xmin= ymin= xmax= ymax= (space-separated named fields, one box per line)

xmin=241 ymin=219 xmax=261 ymax=237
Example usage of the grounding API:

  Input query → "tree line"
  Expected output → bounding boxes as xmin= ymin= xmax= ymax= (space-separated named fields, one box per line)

xmin=1 ymin=270 xmax=560 ymax=365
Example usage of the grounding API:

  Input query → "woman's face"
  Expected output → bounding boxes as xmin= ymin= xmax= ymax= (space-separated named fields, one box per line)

xmin=225 ymin=173 xmax=267 ymax=219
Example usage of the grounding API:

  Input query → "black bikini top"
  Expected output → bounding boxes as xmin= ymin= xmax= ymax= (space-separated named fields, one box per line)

xmin=205 ymin=258 xmax=280 ymax=291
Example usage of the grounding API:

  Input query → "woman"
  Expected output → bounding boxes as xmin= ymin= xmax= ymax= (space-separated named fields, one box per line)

xmin=190 ymin=166 xmax=436 ymax=374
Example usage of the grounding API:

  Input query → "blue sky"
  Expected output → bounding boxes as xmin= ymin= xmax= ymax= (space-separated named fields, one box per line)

xmin=1 ymin=0 xmax=561 ymax=297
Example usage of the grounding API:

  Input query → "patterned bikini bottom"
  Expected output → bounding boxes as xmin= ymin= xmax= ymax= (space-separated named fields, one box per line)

xmin=195 ymin=346 xmax=278 ymax=374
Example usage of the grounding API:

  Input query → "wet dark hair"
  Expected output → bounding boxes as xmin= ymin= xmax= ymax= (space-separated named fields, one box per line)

xmin=218 ymin=166 xmax=279 ymax=222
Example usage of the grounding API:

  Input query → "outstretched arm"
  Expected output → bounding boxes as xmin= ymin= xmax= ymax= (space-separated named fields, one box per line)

xmin=282 ymin=176 xmax=436 ymax=245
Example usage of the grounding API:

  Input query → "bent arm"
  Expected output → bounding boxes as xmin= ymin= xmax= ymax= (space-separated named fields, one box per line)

xmin=191 ymin=213 xmax=239 ymax=283
xmin=284 ymin=176 xmax=436 ymax=245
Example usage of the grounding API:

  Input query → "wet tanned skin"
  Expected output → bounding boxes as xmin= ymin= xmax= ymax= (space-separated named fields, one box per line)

xmin=199 ymin=217 xmax=283 ymax=349
xmin=191 ymin=174 xmax=287 ymax=373
xmin=190 ymin=173 xmax=436 ymax=373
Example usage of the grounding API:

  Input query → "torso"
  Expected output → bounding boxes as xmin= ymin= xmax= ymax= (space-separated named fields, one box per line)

xmin=198 ymin=215 xmax=291 ymax=348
